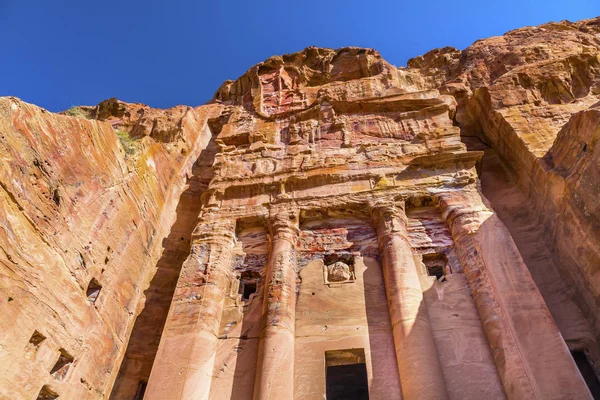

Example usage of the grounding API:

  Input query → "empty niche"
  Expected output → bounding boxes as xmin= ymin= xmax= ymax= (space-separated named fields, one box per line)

xmin=323 ymin=254 xmax=356 ymax=285
xmin=50 ymin=348 xmax=74 ymax=381
xmin=36 ymin=385 xmax=59 ymax=400
xmin=422 ymin=253 xmax=450 ymax=280
xmin=86 ymin=278 xmax=102 ymax=303
xmin=325 ymin=348 xmax=369 ymax=400
xmin=570 ymin=350 xmax=600 ymax=398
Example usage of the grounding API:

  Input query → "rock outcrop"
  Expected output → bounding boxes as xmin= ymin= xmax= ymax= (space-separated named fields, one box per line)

xmin=0 ymin=97 xmax=221 ymax=399
xmin=1 ymin=16 xmax=599 ymax=400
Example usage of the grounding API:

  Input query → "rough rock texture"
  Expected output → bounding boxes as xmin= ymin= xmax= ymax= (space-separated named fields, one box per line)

xmin=1 ymin=15 xmax=600 ymax=400
xmin=440 ymin=17 xmax=600 ymax=368
xmin=0 ymin=97 xmax=222 ymax=399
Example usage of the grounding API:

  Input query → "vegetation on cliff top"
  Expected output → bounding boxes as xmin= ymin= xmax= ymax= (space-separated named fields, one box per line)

xmin=64 ymin=106 xmax=91 ymax=119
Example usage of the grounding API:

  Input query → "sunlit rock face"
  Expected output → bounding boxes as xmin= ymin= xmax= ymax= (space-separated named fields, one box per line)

xmin=1 ymin=16 xmax=600 ymax=400
xmin=0 ymin=97 xmax=223 ymax=399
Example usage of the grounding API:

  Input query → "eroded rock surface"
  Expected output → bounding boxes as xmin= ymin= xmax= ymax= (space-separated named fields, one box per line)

xmin=1 ymin=15 xmax=600 ymax=400
xmin=0 ymin=97 xmax=222 ymax=399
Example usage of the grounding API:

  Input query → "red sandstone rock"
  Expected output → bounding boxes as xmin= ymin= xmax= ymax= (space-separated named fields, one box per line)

xmin=0 ymin=97 xmax=222 ymax=399
xmin=1 ymin=15 xmax=600 ymax=400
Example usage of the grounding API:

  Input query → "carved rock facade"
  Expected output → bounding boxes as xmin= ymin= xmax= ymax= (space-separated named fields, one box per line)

xmin=1 ymin=16 xmax=600 ymax=400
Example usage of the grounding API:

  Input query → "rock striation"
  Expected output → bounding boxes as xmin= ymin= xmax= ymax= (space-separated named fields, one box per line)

xmin=1 ymin=16 xmax=600 ymax=400
xmin=0 ymin=97 xmax=222 ymax=399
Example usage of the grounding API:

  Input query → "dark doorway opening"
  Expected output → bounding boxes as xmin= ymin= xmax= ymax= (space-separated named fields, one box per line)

xmin=571 ymin=350 xmax=600 ymax=399
xmin=325 ymin=349 xmax=369 ymax=400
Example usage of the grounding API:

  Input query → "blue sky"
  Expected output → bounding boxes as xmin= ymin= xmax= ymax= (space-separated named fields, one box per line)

xmin=1 ymin=0 xmax=598 ymax=112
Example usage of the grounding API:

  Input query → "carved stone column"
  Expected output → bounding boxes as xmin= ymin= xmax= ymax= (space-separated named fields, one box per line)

xmin=371 ymin=201 xmax=449 ymax=400
xmin=145 ymin=216 xmax=236 ymax=400
xmin=253 ymin=209 xmax=299 ymax=400
xmin=436 ymin=188 xmax=592 ymax=400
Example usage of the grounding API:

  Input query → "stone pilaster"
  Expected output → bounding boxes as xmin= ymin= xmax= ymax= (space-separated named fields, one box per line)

xmin=370 ymin=201 xmax=450 ymax=400
xmin=253 ymin=209 xmax=299 ymax=400
xmin=436 ymin=188 xmax=592 ymax=400
xmin=145 ymin=216 xmax=236 ymax=400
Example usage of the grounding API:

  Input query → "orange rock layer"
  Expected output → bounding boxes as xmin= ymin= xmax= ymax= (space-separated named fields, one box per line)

xmin=0 ymin=16 xmax=599 ymax=400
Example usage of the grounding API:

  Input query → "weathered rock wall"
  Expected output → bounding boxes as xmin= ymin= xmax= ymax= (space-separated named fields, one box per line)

xmin=419 ymin=17 xmax=600 ymax=373
xmin=2 ymin=15 xmax=600 ymax=400
xmin=538 ymin=109 xmax=600 ymax=336
xmin=0 ymin=97 xmax=221 ymax=399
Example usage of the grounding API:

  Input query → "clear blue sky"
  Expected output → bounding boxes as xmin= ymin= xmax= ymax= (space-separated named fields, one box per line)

xmin=1 ymin=0 xmax=598 ymax=112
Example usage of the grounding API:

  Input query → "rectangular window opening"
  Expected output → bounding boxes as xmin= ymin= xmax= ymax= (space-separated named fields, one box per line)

xmin=423 ymin=253 xmax=449 ymax=280
xmin=29 ymin=330 xmax=46 ymax=346
xmin=86 ymin=278 xmax=102 ymax=303
xmin=50 ymin=348 xmax=74 ymax=381
xmin=241 ymin=281 xmax=257 ymax=301
xmin=37 ymin=385 xmax=59 ymax=400
xmin=571 ymin=350 xmax=600 ymax=398
xmin=238 ymin=271 xmax=258 ymax=301
xmin=325 ymin=348 xmax=369 ymax=400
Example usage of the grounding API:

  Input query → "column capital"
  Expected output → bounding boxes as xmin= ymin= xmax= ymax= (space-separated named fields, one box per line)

xmin=434 ymin=191 xmax=492 ymax=238
xmin=191 ymin=215 xmax=236 ymax=245
xmin=268 ymin=209 xmax=299 ymax=242
xmin=369 ymin=200 xmax=408 ymax=237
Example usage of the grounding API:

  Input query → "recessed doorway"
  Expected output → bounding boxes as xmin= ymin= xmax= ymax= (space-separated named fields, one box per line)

xmin=325 ymin=348 xmax=369 ymax=400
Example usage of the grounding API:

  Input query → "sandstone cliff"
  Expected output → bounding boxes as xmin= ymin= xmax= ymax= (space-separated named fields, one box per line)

xmin=0 ymin=97 xmax=222 ymax=398
xmin=1 ymin=16 xmax=599 ymax=400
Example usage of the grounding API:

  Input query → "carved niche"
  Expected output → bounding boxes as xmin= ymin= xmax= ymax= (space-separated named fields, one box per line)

xmin=322 ymin=254 xmax=356 ymax=285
